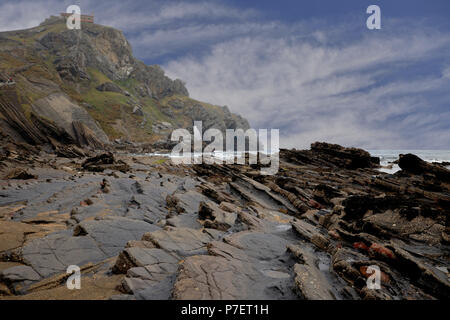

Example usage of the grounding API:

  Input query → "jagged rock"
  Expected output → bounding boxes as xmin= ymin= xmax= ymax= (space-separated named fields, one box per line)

xmin=132 ymin=65 xmax=188 ymax=99
xmin=398 ymin=153 xmax=430 ymax=174
xmin=30 ymin=113 xmax=75 ymax=145
xmin=118 ymin=250 xmax=178 ymax=298
xmin=390 ymin=241 xmax=450 ymax=299
xmin=281 ymin=142 xmax=379 ymax=169
xmin=311 ymin=233 xmax=330 ymax=250
xmin=311 ymin=142 xmax=377 ymax=169
xmin=125 ymin=241 xmax=155 ymax=249
xmin=151 ymin=122 xmax=173 ymax=134
xmin=313 ymin=184 xmax=342 ymax=205
xmin=82 ymin=152 xmax=130 ymax=172
xmin=0 ymin=283 xmax=11 ymax=296
xmin=160 ymin=106 xmax=174 ymax=117
xmin=0 ymin=128 xmax=448 ymax=301
xmin=113 ymin=247 xmax=178 ymax=274
xmin=291 ymin=219 xmax=320 ymax=242
xmin=331 ymin=248 xmax=369 ymax=285
xmin=39 ymin=25 xmax=133 ymax=81
xmin=0 ymin=90 xmax=47 ymax=145
xmin=288 ymin=244 xmax=335 ymax=300
xmin=132 ymin=106 xmax=144 ymax=116
xmin=2 ymin=169 xmax=37 ymax=180
xmin=363 ymin=210 xmax=445 ymax=245
xmin=30 ymin=92 xmax=109 ymax=145
xmin=178 ymin=101 xmax=251 ymax=139
xmin=342 ymin=195 xmax=399 ymax=221
xmin=399 ymin=153 xmax=450 ymax=181
xmin=53 ymin=51 xmax=90 ymax=82
xmin=198 ymin=201 xmax=236 ymax=231
xmin=152 ymin=139 xmax=178 ymax=151
xmin=142 ymin=227 xmax=213 ymax=257
xmin=48 ymin=137 xmax=85 ymax=158
xmin=72 ymin=121 xmax=105 ymax=149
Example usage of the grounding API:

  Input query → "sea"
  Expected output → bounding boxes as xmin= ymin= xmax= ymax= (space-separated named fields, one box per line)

xmin=368 ymin=150 xmax=450 ymax=174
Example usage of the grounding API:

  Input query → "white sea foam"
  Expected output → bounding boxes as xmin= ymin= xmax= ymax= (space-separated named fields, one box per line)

xmin=369 ymin=150 xmax=450 ymax=174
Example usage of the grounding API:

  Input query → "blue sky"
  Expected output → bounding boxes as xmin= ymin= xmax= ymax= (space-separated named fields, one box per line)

xmin=0 ymin=0 xmax=449 ymax=149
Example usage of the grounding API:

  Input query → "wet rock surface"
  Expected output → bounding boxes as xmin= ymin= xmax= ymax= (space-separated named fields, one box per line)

xmin=0 ymin=142 xmax=448 ymax=300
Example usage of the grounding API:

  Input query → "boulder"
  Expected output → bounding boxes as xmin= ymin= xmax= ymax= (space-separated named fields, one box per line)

xmin=399 ymin=153 xmax=450 ymax=181
xmin=95 ymin=82 xmax=123 ymax=93
xmin=82 ymin=152 xmax=130 ymax=172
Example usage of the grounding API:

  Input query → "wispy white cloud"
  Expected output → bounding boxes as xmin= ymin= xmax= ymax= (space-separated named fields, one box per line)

xmin=0 ymin=0 xmax=57 ymax=31
xmin=129 ymin=21 xmax=282 ymax=59
xmin=1 ymin=0 xmax=449 ymax=149
xmin=443 ymin=66 xmax=450 ymax=79
xmin=0 ymin=0 xmax=256 ymax=31
xmin=164 ymin=28 xmax=450 ymax=149
xmin=99 ymin=1 xmax=258 ymax=31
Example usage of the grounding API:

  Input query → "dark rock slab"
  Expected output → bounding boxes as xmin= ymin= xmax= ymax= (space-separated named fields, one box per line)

xmin=22 ymin=230 xmax=107 ymax=278
xmin=166 ymin=213 xmax=202 ymax=229
xmin=142 ymin=227 xmax=214 ymax=257
xmin=173 ymin=239 xmax=297 ymax=300
xmin=0 ymin=265 xmax=41 ymax=282
xmin=75 ymin=216 xmax=160 ymax=256
xmin=224 ymin=231 xmax=289 ymax=261
xmin=82 ymin=153 xmax=129 ymax=173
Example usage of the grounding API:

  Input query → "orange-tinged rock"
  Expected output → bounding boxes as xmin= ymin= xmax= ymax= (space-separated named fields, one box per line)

xmin=328 ymin=230 xmax=340 ymax=240
xmin=353 ymin=242 xmax=369 ymax=251
xmin=368 ymin=243 xmax=396 ymax=259
xmin=360 ymin=265 xmax=390 ymax=284
xmin=308 ymin=199 xmax=322 ymax=209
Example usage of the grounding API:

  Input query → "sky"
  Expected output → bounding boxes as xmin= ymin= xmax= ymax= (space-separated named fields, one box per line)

xmin=0 ymin=0 xmax=449 ymax=149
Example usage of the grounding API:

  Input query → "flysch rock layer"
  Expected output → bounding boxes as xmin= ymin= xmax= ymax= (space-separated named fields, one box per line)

xmin=0 ymin=142 xmax=448 ymax=300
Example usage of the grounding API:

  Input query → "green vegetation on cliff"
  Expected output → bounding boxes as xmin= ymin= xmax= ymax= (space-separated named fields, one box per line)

xmin=0 ymin=16 xmax=250 ymax=145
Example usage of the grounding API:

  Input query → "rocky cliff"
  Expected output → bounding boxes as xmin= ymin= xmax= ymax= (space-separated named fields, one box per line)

xmin=0 ymin=16 xmax=250 ymax=152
